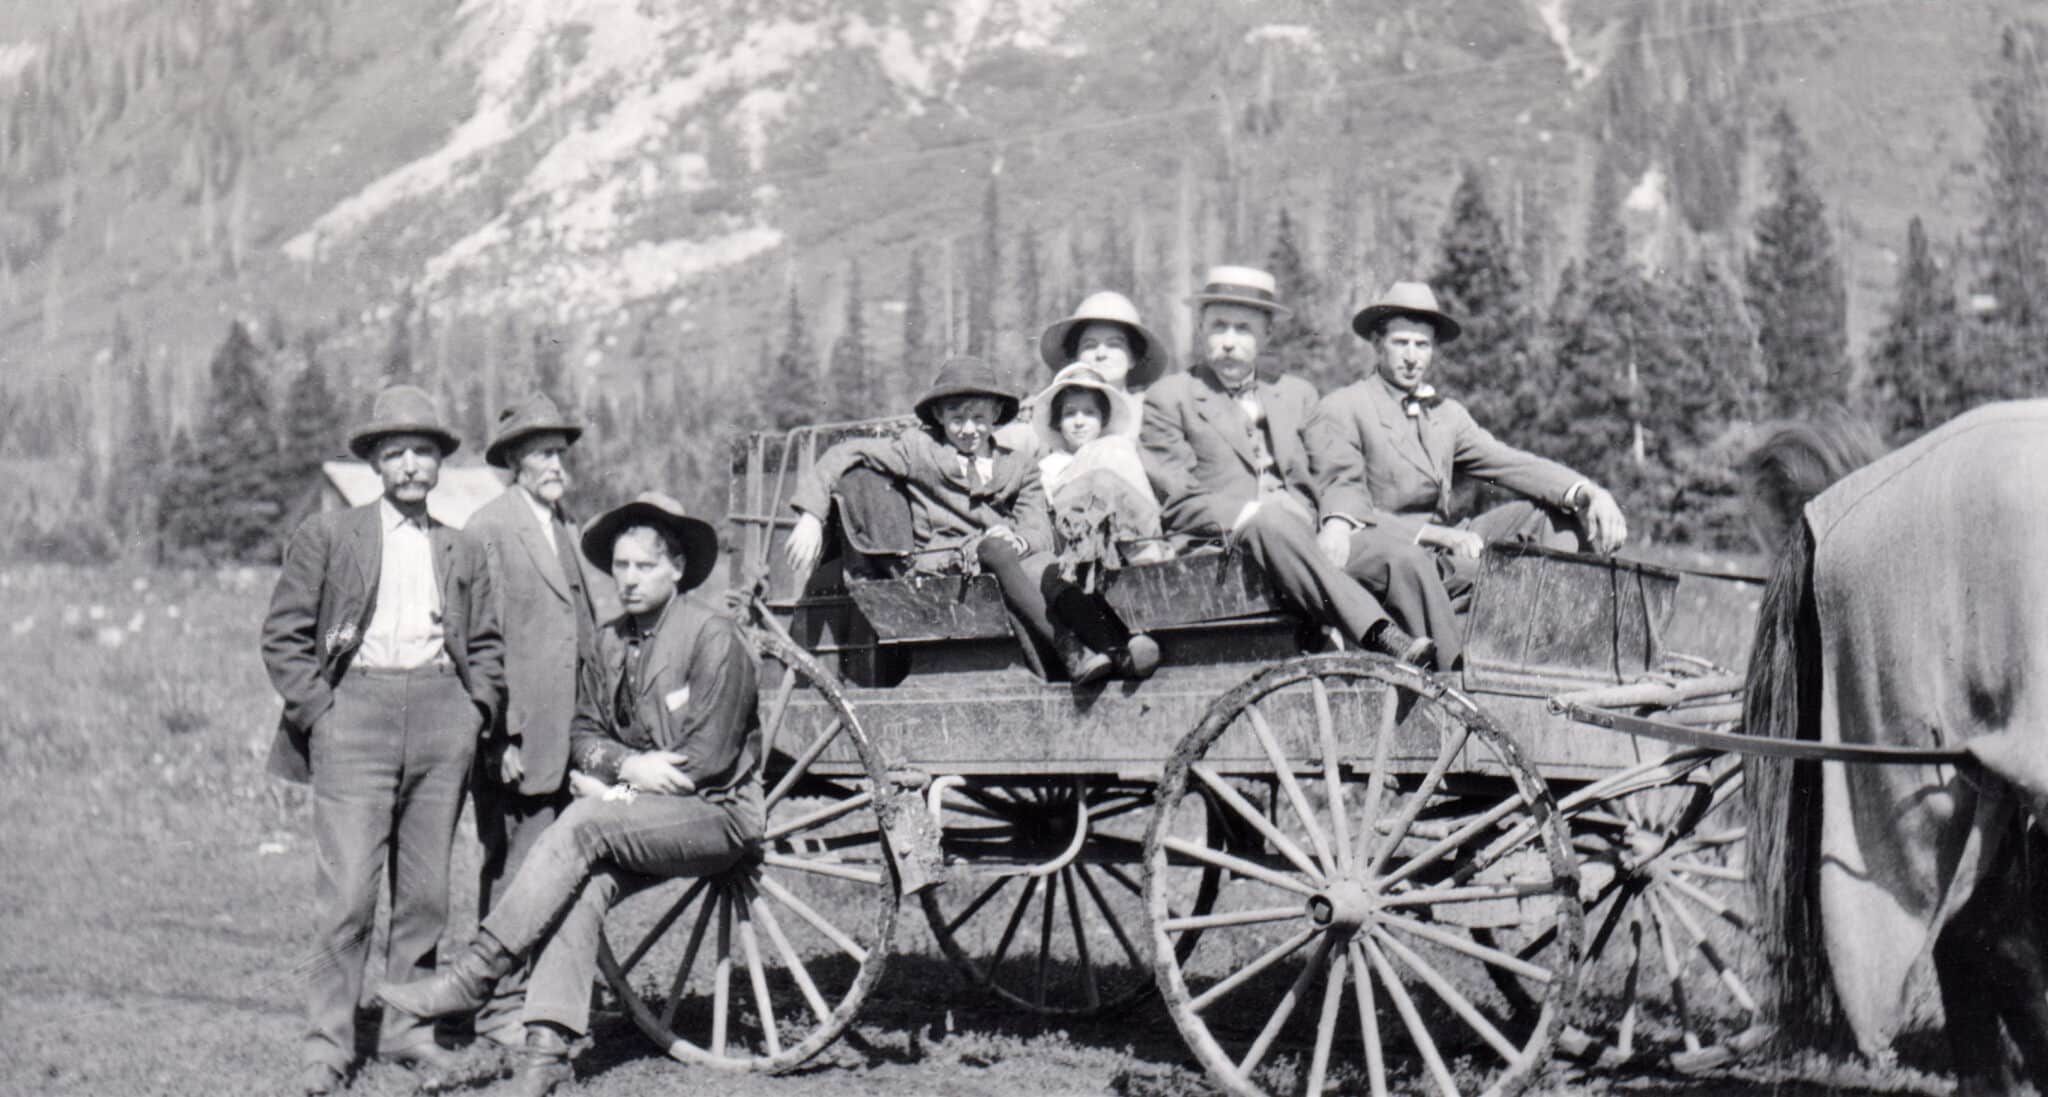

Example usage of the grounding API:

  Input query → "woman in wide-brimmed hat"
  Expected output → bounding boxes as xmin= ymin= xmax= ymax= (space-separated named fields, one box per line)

xmin=1037 ymin=290 xmax=1170 ymax=392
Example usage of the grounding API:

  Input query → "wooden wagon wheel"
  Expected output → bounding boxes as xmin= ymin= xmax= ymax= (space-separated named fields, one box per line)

xmin=597 ymin=625 xmax=899 ymax=1072
xmin=1145 ymin=654 xmax=1584 ymax=1097
xmin=1485 ymin=750 xmax=1768 ymax=1073
xmin=919 ymin=778 xmax=1222 ymax=1016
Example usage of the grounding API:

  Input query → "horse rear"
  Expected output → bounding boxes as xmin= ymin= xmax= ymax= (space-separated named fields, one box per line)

xmin=1743 ymin=399 xmax=2048 ymax=1093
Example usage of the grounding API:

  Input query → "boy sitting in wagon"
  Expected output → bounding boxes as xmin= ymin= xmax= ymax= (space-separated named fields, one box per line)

xmin=784 ymin=356 xmax=1158 ymax=685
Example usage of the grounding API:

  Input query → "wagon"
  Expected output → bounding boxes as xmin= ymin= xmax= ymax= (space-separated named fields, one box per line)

xmin=592 ymin=419 xmax=1776 ymax=1097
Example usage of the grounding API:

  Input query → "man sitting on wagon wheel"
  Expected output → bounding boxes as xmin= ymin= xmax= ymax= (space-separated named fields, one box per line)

xmin=1139 ymin=265 xmax=1435 ymax=666
xmin=1306 ymin=281 xmax=1628 ymax=670
xmin=378 ymin=492 xmax=761 ymax=1097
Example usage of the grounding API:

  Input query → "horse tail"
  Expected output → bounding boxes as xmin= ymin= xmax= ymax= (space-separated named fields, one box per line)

xmin=1742 ymin=518 xmax=1840 ymax=1043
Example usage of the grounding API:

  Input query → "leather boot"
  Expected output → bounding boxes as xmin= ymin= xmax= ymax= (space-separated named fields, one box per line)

xmin=1115 ymin=633 xmax=1161 ymax=679
xmin=511 ymin=1025 xmax=574 ymax=1097
xmin=1363 ymin=620 xmax=1436 ymax=670
xmin=376 ymin=935 xmax=517 ymax=1021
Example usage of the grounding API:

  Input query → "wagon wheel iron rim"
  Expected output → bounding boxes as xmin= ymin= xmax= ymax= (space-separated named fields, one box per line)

xmin=919 ymin=777 xmax=1223 ymax=1017
xmin=1516 ymin=753 xmax=1770 ymax=1073
xmin=1145 ymin=653 xmax=1584 ymax=1097
xmin=598 ymin=626 xmax=898 ymax=1072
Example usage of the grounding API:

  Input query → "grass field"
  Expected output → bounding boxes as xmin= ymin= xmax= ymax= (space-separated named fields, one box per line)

xmin=0 ymin=562 xmax=1958 ymax=1096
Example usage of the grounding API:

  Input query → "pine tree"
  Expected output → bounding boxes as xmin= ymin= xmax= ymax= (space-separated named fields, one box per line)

xmin=829 ymin=260 xmax=871 ymax=419
xmin=532 ymin=325 xmax=568 ymax=407
xmin=174 ymin=321 xmax=288 ymax=562
xmin=967 ymin=176 xmax=1000 ymax=356
xmin=1429 ymin=165 xmax=1542 ymax=437
xmin=1747 ymin=106 xmax=1849 ymax=417
xmin=1018 ymin=224 xmax=1044 ymax=345
xmin=1868 ymin=216 xmax=1963 ymax=439
xmin=384 ymin=286 xmax=416 ymax=381
xmin=902 ymin=244 xmax=931 ymax=400
xmin=762 ymin=286 xmax=819 ymax=431
xmin=1969 ymin=25 xmax=2048 ymax=397
xmin=1263 ymin=207 xmax=1334 ymax=389
xmin=281 ymin=348 xmax=346 ymax=489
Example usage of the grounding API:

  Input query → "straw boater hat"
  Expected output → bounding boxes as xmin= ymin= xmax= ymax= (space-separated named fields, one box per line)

xmin=1037 ymin=291 xmax=1169 ymax=387
xmin=1186 ymin=265 xmax=1292 ymax=318
xmin=484 ymin=392 xmax=584 ymax=469
xmin=1029 ymin=365 xmax=1140 ymax=451
xmin=1350 ymin=281 xmax=1463 ymax=344
xmin=580 ymin=491 xmax=719 ymax=592
xmin=913 ymin=355 xmax=1020 ymax=431
xmin=348 ymin=384 xmax=461 ymax=460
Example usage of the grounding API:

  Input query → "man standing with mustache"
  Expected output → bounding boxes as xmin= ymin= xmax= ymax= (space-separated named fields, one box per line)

xmin=460 ymin=393 xmax=610 ymax=1049
xmin=260 ymin=384 xmax=504 ymax=1094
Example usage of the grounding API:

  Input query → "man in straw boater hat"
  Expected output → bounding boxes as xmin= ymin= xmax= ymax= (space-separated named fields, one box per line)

xmin=784 ymin=354 xmax=1157 ymax=683
xmin=1306 ymin=280 xmax=1627 ymax=670
xmin=259 ymin=384 xmax=505 ymax=1094
xmin=380 ymin=492 xmax=761 ymax=1097
xmin=1140 ymin=265 xmax=1437 ymax=665
xmin=459 ymin=392 xmax=612 ymax=1048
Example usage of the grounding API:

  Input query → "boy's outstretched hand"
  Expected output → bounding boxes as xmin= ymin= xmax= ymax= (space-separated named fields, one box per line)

xmin=785 ymin=512 xmax=826 ymax=575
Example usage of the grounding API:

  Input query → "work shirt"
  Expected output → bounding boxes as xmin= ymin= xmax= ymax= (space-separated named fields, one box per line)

xmin=355 ymin=499 xmax=446 ymax=669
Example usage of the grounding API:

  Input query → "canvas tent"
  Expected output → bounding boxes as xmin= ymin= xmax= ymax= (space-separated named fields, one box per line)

xmin=315 ymin=460 xmax=506 ymax=528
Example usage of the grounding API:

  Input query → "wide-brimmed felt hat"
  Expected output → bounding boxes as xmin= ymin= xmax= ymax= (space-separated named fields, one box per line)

xmin=1037 ymin=291 xmax=1169 ymax=387
xmin=1186 ymin=265 xmax=1292 ymax=318
xmin=485 ymin=392 xmax=584 ymax=468
xmin=1029 ymin=365 xmax=1141 ymax=451
xmin=1351 ymin=281 xmax=1463 ymax=344
xmin=913 ymin=355 xmax=1020 ymax=431
xmin=581 ymin=491 xmax=718 ymax=592
xmin=348 ymin=384 xmax=461 ymax=460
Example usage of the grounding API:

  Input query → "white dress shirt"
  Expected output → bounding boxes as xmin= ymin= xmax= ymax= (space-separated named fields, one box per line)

xmin=355 ymin=500 xmax=446 ymax=670
xmin=519 ymin=485 xmax=558 ymax=552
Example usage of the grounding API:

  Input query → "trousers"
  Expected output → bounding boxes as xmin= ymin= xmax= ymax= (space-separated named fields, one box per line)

xmin=975 ymin=538 xmax=1125 ymax=673
xmin=303 ymin=663 xmax=478 ymax=1071
xmin=472 ymin=772 xmax=569 ymax=1035
xmin=479 ymin=787 xmax=762 ymax=1035
xmin=1341 ymin=498 xmax=1580 ymax=669
xmin=1234 ymin=502 xmax=1393 ymax=646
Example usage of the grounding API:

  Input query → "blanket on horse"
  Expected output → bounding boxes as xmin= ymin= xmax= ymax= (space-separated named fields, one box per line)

xmin=1802 ymin=399 xmax=2048 ymax=1052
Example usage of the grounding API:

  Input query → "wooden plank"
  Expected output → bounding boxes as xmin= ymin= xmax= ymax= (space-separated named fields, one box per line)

xmin=1099 ymin=548 xmax=1279 ymax=630
xmin=1460 ymin=544 xmax=1680 ymax=696
xmin=846 ymin=571 xmax=1013 ymax=642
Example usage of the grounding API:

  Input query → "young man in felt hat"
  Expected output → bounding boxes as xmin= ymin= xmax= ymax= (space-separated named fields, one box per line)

xmin=1307 ymin=280 xmax=1628 ymax=669
xmin=259 ymin=384 xmax=505 ymax=1094
xmin=783 ymin=355 xmax=1156 ymax=684
xmin=459 ymin=392 xmax=613 ymax=1047
xmin=1140 ymin=265 xmax=1435 ymax=665
xmin=379 ymin=492 xmax=760 ymax=1097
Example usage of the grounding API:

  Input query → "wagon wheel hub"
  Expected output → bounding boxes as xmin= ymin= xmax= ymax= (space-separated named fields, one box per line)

xmin=1305 ymin=879 xmax=1377 ymax=933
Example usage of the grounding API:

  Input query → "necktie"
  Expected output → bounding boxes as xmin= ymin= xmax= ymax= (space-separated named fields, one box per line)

xmin=615 ymin=633 xmax=642 ymax=730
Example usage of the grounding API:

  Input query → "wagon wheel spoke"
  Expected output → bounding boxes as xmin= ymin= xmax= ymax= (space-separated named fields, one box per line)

xmin=760 ymin=851 xmax=882 ymax=887
xmin=1161 ymin=834 xmax=1320 ymax=897
xmin=745 ymin=882 xmax=832 ymax=1028
xmin=1186 ymin=927 xmax=1319 ymax=1014
xmin=620 ymin=878 xmax=710 ymax=976
xmin=1348 ymin=941 xmax=1390 ymax=1097
xmin=765 ymin=790 xmax=875 ymax=841
xmin=1378 ymin=910 xmax=1557 ymax=985
xmin=658 ymin=886 xmax=720 ymax=1031
xmin=1085 ymin=794 xmax=1153 ymax=826
xmin=765 ymin=718 xmax=844 ymax=808
xmin=1161 ymin=905 xmax=1304 ymax=934
xmin=1236 ymin=935 xmax=1333 ymax=1078
xmin=756 ymin=874 xmax=869 ymax=963
xmin=986 ymin=876 xmax=1041 ymax=983
xmin=1380 ymin=786 xmax=1533 ymax=889
xmin=735 ymin=893 xmax=782 ymax=1058
xmin=1663 ymin=858 xmax=1746 ymax=884
xmin=710 ymin=888 xmax=734 ymax=1059
xmin=1303 ymin=945 xmax=1349 ymax=1097
xmin=1350 ymin=681 xmax=1400 ymax=870
xmin=1656 ymin=864 xmax=1752 ymax=932
xmin=1061 ymin=869 xmax=1101 ymax=1011
xmin=1245 ymin=705 xmax=1339 ymax=877
xmin=1373 ymin=927 xmax=1521 ymax=1064
xmin=1615 ymin=921 xmax=1643 ymax=1060
xmin=1190 ymin=763 xmax=1325 ymax=884
xmin=1367 ymin=715 xmax=1470 ymax=877
xmin=942 ymin=876 xmax=1014 ymax=935
xmin=756 ymin=666 xmax=801 ymax=770
xmin=1033 ymin=871 xmax=1060 ymax=1010
xmin=1362 ymin=933 xmax=1463 ymax=1097
xmin=1074 ymin=865 xmax=1144 ymax=969
xmin=1310 ymin=678 xmax=1355 ymax=875
xmin=1643 ymin=885 xmax=1702 ymax=1054
xmin=1649 ymin=877 xmax=1761 ymax=1015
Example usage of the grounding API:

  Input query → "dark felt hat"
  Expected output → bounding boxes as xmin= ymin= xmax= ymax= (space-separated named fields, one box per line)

xmin=485 ymin=392 xmax=584 ymax=468
xmin=1037 ymin=291 xmax=1169 ymax=387
xmin=348 ymin=384 xmax=461 ymax=460
xmin=913 ymin=355 xmax=1020 ymax=431
xmin=580 ymin=491 xmax=718 ymax=593
xmin=1350 ymin=281 xmax=1463 ymax=344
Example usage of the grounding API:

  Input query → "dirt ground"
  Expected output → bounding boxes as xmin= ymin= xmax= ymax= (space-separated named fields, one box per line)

xmin=0 ymin=564 xmax=1961 ymax=1096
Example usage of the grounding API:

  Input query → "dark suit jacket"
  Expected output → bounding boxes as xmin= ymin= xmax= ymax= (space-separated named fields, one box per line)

xmin=260 ymin=501 xmax=506 ymax=783
xmin=1305 ymin=374 xmax=1583 ymax=542
xmin=568 ymin=597 xmax=760 ymax=804
xmin=465 ymin=486 xmax=606 ymax=795
xmin=790 ymin=430 xmax=1052 ymax=566
xmin=1138 ymin=363 xmax=1321 ymax=536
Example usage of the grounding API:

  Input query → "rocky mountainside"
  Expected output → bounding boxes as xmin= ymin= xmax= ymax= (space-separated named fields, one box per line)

xmin=0 ymin=0 xmax=2022 ymax=439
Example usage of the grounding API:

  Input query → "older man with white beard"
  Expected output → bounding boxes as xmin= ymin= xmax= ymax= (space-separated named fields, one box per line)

xmin=461 ymin=393 xmax=608 ymax=1048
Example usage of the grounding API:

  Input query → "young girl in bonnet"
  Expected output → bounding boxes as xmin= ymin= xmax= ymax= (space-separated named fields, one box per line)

xmin=1032 ymin=364 xmax=1167 ymax=568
